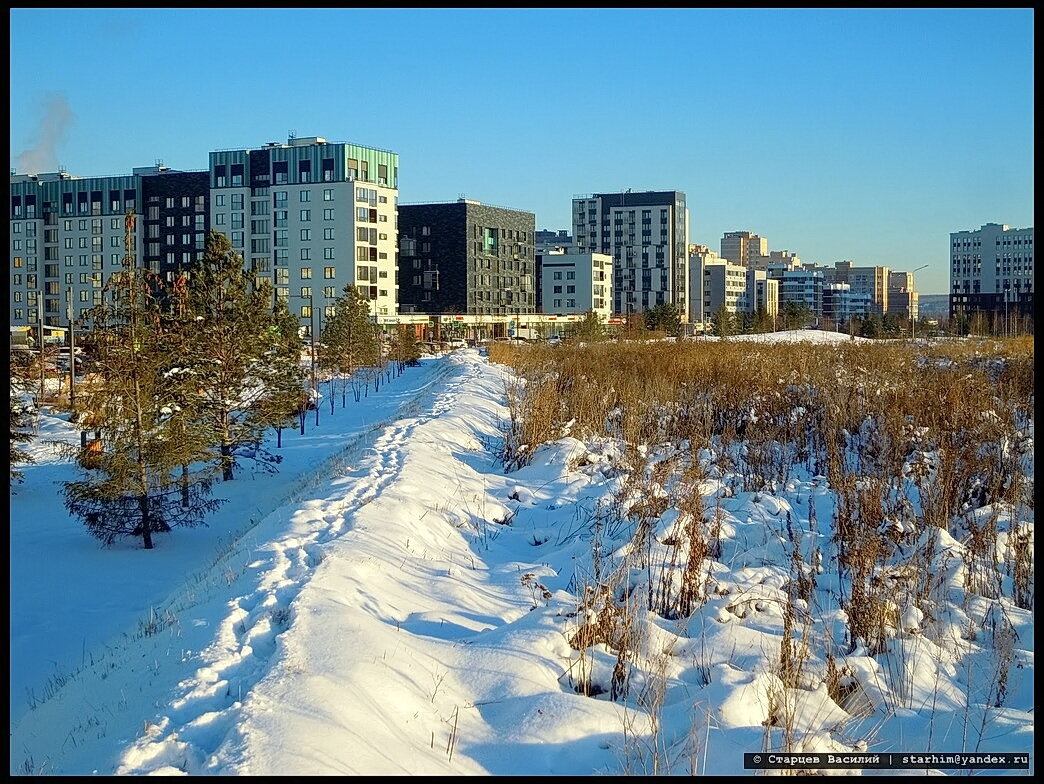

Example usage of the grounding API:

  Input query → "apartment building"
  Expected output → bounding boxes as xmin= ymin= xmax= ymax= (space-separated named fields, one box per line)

xmin=572 ymin=190 xmax=689 ymax=320
xmin=950 ymin=223 xmax=1034 ymax=320
xmin=819 ymin=261 xmax=889 ymax=315
xmin=397 ymin=199 xmax=536 ymax=316
xmin=9 ymin=168 xmax=208 ymax=328
xmin=209 ymin=135 xmax=399 ymax=331
xmin=535 ymin=229 xmax=573 ymax=254
xmin=11 ymin=134 xmax=399 ymax=335
xmin=720 ymin=230 xmax=768 ymax=268
xmin=688 ymin=245 xmax=779 ymax=325
xmin=536 ymin=248 xmax=613 ymax=319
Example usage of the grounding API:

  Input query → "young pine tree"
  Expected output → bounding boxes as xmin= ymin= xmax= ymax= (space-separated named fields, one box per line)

xmin=9 ymin=352 xmax=36 ymax=483
xmin=572 ymin=309 xmax=608 ymax=342
xmin=63 ymin=215 xmax=224 ymax=548
xmin=183 ymin=230 xmax=305 ymax=481
xmin=318 ymin=285 xmax=380 ymax=404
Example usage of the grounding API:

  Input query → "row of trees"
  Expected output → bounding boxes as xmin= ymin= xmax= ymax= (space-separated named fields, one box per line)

xmin=10 ymin=223 xmax=419 ymax=549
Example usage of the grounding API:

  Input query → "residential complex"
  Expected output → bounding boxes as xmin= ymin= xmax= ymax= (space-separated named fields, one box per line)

xmin=11 ymin=135 xmax=399 ymax=335
xmin=10 ymin=138 xmax=1026 ymax=336
xmin=950 ymin=223 xmax=1034 ymax=321
xmin=397 ymin=199 xmax=536 ymax=316
xmin=571 ymin=191 xmax=689 ymax=320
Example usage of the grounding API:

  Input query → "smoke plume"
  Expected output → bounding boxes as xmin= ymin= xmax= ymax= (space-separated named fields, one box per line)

xmin=14 ymin=93 xmax=75 ymax=175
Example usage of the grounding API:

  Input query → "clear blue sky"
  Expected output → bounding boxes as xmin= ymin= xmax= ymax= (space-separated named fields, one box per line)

xmin=9 ymin=8 xmax=1034 ymax=294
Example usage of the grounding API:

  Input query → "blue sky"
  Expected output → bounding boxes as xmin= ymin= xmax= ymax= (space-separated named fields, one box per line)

xmin=9 ymin=8 xmax=1034 ymax=294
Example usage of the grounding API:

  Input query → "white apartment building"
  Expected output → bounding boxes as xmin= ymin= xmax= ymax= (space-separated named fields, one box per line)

xmin=537 ymin=248 xmax=613 ymax=320
xmin=209 ymin=135 xmax=399 ymax=332
xmin=688 ymin=246 xmax=750 ymax=325
xmin=950 ymin=222 xmax=1034 ymax=319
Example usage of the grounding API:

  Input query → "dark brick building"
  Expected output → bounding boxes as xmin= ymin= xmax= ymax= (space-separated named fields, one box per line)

xmin=398 ymin=199 xmax=536 ymax=315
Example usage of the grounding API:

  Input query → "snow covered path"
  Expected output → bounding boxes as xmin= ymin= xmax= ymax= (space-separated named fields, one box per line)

xmin=111 ymin=348 xmax=620 ymax=775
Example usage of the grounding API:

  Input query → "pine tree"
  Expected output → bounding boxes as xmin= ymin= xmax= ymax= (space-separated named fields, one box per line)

xmin=711 ymin=304 xmax=736 ymax=337
xmin=643 ymin=302 xmax=682 ymax=336
xmin=63 ymin=213 xmax=224 ymax=548
xmin=9 ymin=351 xmax=36 ymax=483
xmin=387 ymin=325 xmax=422 ymax=375
xmin=318 ymin=285 xmax=380 ymax=404
xmin=181 ymin=230 xmax=305 ymax=481
xmin=572 ymin=309 xmax=608 ymax=342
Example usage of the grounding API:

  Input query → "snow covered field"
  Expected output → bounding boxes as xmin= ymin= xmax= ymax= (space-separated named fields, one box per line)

xmin=9 ymin=337 xmax=1034 ymax=775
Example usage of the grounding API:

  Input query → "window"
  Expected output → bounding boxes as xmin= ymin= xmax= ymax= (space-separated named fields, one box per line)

xmin=356 ymin=207 xmax=369 ymax=222
xmin=324 ymin=228 xmax=334 ymax=240
xmin=215 ymin=194 xmax=226 ymax=207
xmin=300 ymin=209 xmax=311 ymax=222
xmin=274 ymin=210 xmax=288 ymax=227
xmin=274 ymin=191 xmax=287 ymax=207
xmin=324 ymin=266 xmax=336 ymax=278
xmin=553 ymin=271 xmax=562 ymax=280
xmin=323 ymin=286 xmax=336 ymax=298
xmin=300 ymin=248 xmax=311 ymax=260
xmin=300 ymin=267 xmax=312 ymax=279
xmin=231 ymin=232 xmax=244 ymax=246
xmin=357 ymin=247 xmax=369 ymax=262
xmin=275 ymin=268 xmax=289 ymax=284
xmin=231 ymin=194 xmax=244 ymax=209
xmin=300 ymin=286 xmax=311 ymax=297
xmin=566 ymin=271 xmax=575 ymax=280
xmin=300 ymin=229 xmax=311 ymax=241
xmin=324 ymin=248 xmax=335 ymax=259
xmin=300 ymin=191 xmax=311 ymax=202
xmin=165 ymin=197 xmax=176 ymax=208
xmin=357 ymin=227 xmax=369 ymax=241
xmin=566 ymin=285 xmax=575 ymax=293
xmin=323 ymin=189 xmax=334 ymax=201
xmin=324 ymin=208 xmax=335 ymax=220
xmin=554 ymin=285 xmax=562 ymax=293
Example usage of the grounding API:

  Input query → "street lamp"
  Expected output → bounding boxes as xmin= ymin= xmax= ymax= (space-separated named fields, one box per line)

xmin=910 ymin=264 xmax=928 ymax=340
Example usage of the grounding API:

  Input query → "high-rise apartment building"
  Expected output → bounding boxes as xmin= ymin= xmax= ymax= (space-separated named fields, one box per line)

xmin=720 ymin=231 xmax=769 ymax=268
xmin=209 ymin=135 xmax=399 ymax=330
xmin=11 ymin=134 xmax=399 ymax=335
xmin=572 ymin=191 xmax=689 ymax=320
xmin=10 ymin=167 xmax=208 ymax=328
xmin=397 ymin=199 xmax=536 ymax=316
xmin=950 ymin=223 xmax=1034 ymax=320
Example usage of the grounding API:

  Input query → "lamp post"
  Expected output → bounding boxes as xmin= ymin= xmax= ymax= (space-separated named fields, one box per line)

xmin=909 ymin=264 xmax=928 ymax=340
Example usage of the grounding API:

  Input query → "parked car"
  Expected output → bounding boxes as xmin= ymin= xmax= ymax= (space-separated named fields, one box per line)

xmin=547 ymin=335 xmax=562 ymax=346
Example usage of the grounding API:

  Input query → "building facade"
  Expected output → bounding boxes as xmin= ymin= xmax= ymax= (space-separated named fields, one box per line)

xmin=209 ymin=136 xmax=399 ymax=331
xmin=536 ymin=248 xmax=613 ymax=319
xmin=720 ymin=230 xmax=769 ymax=268
xmin=950 ymin=223 xmax=1034 ymax=321
xmin=397 ymin=199 xmax=536 ymax=316
xmin=11 ymin=170 xmax=156 ymax=327
xmin=11 ymin=134 xmax=399 ymax=335
xmin=572 ymin=190 xmax=689 ymax=320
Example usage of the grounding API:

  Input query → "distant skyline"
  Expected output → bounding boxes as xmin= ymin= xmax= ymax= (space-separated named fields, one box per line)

xmin=9 ymin=8 xmax=1034 ymax=294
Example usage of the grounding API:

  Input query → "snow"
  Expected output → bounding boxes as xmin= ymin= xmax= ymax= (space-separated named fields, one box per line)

xmin=9 ymin=336 xmax=1034 ymax=776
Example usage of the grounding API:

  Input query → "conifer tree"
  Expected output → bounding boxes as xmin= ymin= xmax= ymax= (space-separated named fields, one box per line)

xmin=711 ymin=304 xmax=736 ymax=338
xmin=572 ymin=309 xmax=608 ymax=342
xmin=643 ymin=302 xmax=682 ymax=336
xmin=318 ymin=285 xmax=380 ymax=404
xmin=63 ymin=212 xmax=224 ymax=548
xmin=183 ymin=230 xmax=305 ymax=481
xmin=9 ymin=352 xmax=36 ymax=483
